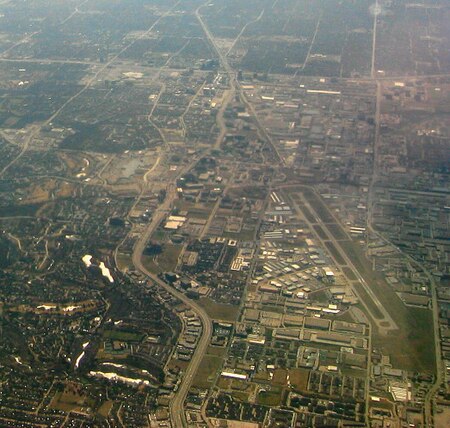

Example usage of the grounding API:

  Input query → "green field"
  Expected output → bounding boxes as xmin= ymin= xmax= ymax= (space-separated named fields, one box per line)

xmin=373 ymin=307 xmax=435 ymax=373
xmin=156 ymin=244 xmax=182 ymax=272
xmin=142 ymin=255 xmax=162 ymax=274
xmin=198 ymin=298 xmax=240 ymax=322
xmin=193 ymin=354 xmax=223 ymax=389
xmin=340 ymin=240 xmax=435 ymax=371
xmin=116 ymin=253 xmax=133 ymax=271
xmin=223 ymin=229 xmax=256 ymax=241
xmin=326 ymin=223 xmax=348 ymax=240
xmin=351 ymin=280 xmax=384 ymax=320
xmin=289 ymin=368 xmax=310 ymax=392
xmin=103 ymin=330 xmax=144 ymax=342
xmin=257 ymin=388 xmax=283 ymax=406
xmin=207 ymin=346 xmax=228 ymax=357
xmin=313 ymin=224 xmax=328 ymax=240
xmin=324 ymin=240 xmax=346 ymax=265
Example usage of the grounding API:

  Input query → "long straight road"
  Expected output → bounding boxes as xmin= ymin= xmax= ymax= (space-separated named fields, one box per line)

xmin=195 ymin=3 xmax=283 ymax=164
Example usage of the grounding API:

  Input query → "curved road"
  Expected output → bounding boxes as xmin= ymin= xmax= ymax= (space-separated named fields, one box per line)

xmin=131 ymin=187 xmax=212 ymax=428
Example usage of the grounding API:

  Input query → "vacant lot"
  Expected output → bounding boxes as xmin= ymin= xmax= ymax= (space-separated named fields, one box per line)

xmin=289 ymin=368 xmax=310 ymax=392
xmin=193 ymin=354 xmax=223 ymax=389
xmin=198 ymin=298 xmax=240 ymax=322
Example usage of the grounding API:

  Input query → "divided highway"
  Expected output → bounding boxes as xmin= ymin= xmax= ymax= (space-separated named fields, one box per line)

xmin=131 ymin=188 xmax=212 ymax=428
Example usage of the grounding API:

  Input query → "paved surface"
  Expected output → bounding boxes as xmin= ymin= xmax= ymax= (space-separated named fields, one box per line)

xmin=281 ymin=184 xmax=398 ymax=333
xmin=131 ymin=185 xmax=212 ymax=428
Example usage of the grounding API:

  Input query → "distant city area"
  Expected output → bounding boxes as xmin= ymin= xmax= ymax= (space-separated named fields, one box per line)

xmin=0 ymin=1 xmax=449 ymax=427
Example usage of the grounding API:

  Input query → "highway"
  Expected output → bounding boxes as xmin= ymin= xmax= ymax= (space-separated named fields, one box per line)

xmin=367 ymin=4 xmax=443 ymax=419
xmin=422 ymin=272 xmax=443 ymax=428
xmin=127 ymin=143 xmax=238 ymax=428
xmin=195 ymin=3 xmax=283 ymax=165
xmin=368 ymin=10 xmax=444 ymax=413
xmin=121 ymin=8 xmax=261 ymax=421
xmin=131 ymin=184 xmax=212 ymax=428
xmin=0 ymin=126 xmax=37 ymax=178
xmin=370 ymin=0 xmax=379 ymax=79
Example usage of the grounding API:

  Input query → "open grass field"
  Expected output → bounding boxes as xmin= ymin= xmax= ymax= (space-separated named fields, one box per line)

xmin=50 ymin=392 xmax=82 ymax=412
xmin=223 ymin=229 xmax=256 ymax=241
xmin=326 ymin=223 xmax=349 ymax=241
xmin=187 ymin=206 xmax=214 ymax=219
xmin=373 ymin=306 xmax=435 ymax=373
xmin=257 ymin=388 xmax=283 ymax=406
xmin=50 ymin=382 xmax=89 ymax=413
xmin=308 ymin=288 xmax=330 ymax=303
xmin=116 ymin=253 xmax=133 ymax=271
xmin=20 ymin=179 xmax=76 ymax=205
xmin=434 ymin=407 xmax=450 ymax=428
xmin=198 ymin=297 xmax=240 ymax=322
xmin=324 ymin=240 xmax=346 ymax=265
xmin=340 ymin=240 xmax=377 ymax=282
xmin=217 ymin=377 xmax=232 ymax=390
xmin=142 ymin=255 xmax=162 ymax=274
xmin=289 ymin=368 xmax=310 ymax=392
xmin=166 ymin=358 xmax=189 ymax=372
xmin=340 ymin=242 xmax=435 ymax=372
xmin=230 ymin=391 xmax=250 ymax=403
xmin=294 ymin=201 xmax=316 ymax=223
xmin=341 ymin=244 xmax=435 ymax=371
xmin=97 ymin=401 xmax=114 ymax=418
xmin=342 ymin=266 xmax=357 ymax=281
xmin=313 ymin=225 xmax=328 ymax=240
xmin=336 ymin=310 xmax=357 ymax=324
xmin=192 ymin=354 xmax=223 ymax=389
xmin=272 ymin=369 xmax=288 ymax=386
xmin=103 ymin=330 xmax=144 ymax=342
xmin=155 ymin=243 xmax=182 ymax=272
xmin=207 ymin=346 xmax=228 ymax=357
xmin=351 ymin=280 xmax=384 ymax=320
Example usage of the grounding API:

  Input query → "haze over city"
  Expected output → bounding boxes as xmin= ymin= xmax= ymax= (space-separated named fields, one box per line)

xmin=0 ymin=1 xmax=449 ymax=427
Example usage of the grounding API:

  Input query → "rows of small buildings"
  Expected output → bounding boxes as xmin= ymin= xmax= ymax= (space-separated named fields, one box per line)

xmin=242 ymin=77 xmax=376 ymax=185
